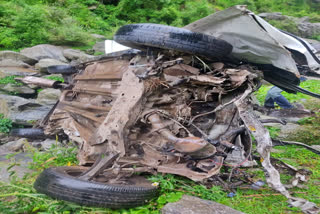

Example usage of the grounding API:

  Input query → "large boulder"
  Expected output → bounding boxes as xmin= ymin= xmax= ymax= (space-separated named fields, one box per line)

xmin=63 ymin=49 xmax=94 ymax=63
xmin=297 ymin=21 xmax=320 ymax=38
xmin=36 ymin=88 xmax=61 ymax=105
xmin=0 ymin=51 xmax=38 ymax=65
xmin=0 ymin=152 xmax=33 ymax=183
xmin=0 ymin=67 xmax=38 ymax=78
xmin=0 ymin=94 xmax=53 ymax=125
xmin=35 ymin=59 xmax=68 ymax=73
xmin=20 ymin=44 xmax=68 ymax=62
xmin=0 ymin=83 xmax=35 ymax=96
xmin=0 ymin=59 xmax=31 ymax=68
xmin=162 ymin=195 xmax=244 ymax=214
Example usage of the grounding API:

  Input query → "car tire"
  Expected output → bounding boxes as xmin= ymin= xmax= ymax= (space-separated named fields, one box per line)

xmin=34 ymin=166 xmax=158 ymax=208
xmin=114 ymin=23 xmax=233 ymax=59
xmin=47 ymin=65 xmax=77 ymax=75
xmin=10 ymin=128 xmax=46 ymax=139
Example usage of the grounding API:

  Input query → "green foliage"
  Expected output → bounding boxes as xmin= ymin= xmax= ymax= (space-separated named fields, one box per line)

xmin=286 ymin=114 xmax=320 ymax=145
xmin=1 ymin=0 xmax=319 ymax=50
xmin=255 ymin=80 xmax=320 ymax=105
xmin=25 ymin=142 xmax=78 ymax=171
xmin=44 ymin=75 xmax=65 ymax=83
xmin=266 ymin=126 xmax=280 ymax=138
xmin=0 ymin=113 xmax=12 ymax=133
xmin=0 ymin=76 xmax=22 ymax=86
xmin=268 ymin=19 xmax=300 ymax=35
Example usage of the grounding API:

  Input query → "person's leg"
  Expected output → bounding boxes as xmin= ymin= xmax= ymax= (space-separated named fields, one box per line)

xmin=264 ymin=98 xmax=275 ymax=108
xmin=274 ymin=95 xmax=293 ymax=109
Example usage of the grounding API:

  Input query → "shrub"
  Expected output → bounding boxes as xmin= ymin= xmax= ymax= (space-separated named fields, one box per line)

xmin=0 ymin=114 xmax=12 ymax=133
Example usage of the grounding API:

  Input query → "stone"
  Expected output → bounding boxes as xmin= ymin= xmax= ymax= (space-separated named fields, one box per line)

xmin=0 ymin=51 xmax=38 ymax=65
xmin=20 ymin=44 xmax=68 ymax=62
xmin=0 ymin=59 xmax=31 ymax=68
xmin=162 ymin=195 xmax=244 ymax=214
xmin=0 ymin=94 xmax=53 ymax=125
xmin=311 ymin=145 xmax=320 ymax=151
xmin=36 ymin=88 xmax=61 ymax=105
xmin=0 ymin=83 xmax=35 ymax=96
xmin=63 ymin=49 xmax=94 ymax=62
xmin=0 ymin=152 xmax=34 ymax=183
xmin=0 ymin=67 xmax=38 ymax=78
xmin=0 ymin=138 xmax=28 ymax=155
xmin=297 ymin=22 xmax=320 ymax=38
xmin=91 ymin=33 xmax=107 ymax=41
xmin=35 ymin=58 xmax=68 ymax=73
xmin=258 ymin=12 xmax=287 ymax=20
xmin=39 ymin=139 xmax=57 ymax=151
xmin=93 ymin=41 xmax=105 ymax=53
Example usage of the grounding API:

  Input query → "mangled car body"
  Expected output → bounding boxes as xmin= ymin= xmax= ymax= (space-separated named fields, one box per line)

xmin=14 ymin=5 xmax=320 ymax=213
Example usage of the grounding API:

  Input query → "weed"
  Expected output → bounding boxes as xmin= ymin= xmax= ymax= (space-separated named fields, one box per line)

xmin=44 ymin=76 xmax=65 ymax=83
xmin=0 ymin=114 xmax=12 ymax=133
xmin=0 ymin=76 xmax=22 ymax=86
xmin=255 ymin=80 xmax=320 ymax=106
xmin=266 ymin=126 xmax=281 ymax=138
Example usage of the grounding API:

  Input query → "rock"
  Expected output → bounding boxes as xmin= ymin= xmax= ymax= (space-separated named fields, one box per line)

xmin=0 ymin=138 xmax=28 ymax=155
xmin=297 ymin=22 xmax=320 ymax=38
xmin=0 ymin=67 xmax=38 ymax=77
xmin=39 ymin=139 xmax=57 ymax=151
xmin=311 ymin=145 xmax=320 ymax=151
xmin=0 ymin=59 xmax=31 ymax=68
xmin=63 ymin=49 xmax=94 ymax=62
xmin=36 ymin=88 xmax=61 ymax=105
xmin=93 ymin=41 xmax=105 ymax=53
xmin=0 ymin=51 xmax=38 ymax=65
xmin=0 ymin=94 xmax=53 ymax=125
xmin=35 ymin=58 xmax=68 ymax=73
xmin=162 ymin=195 xmax=244 ymax=214
xmin=91 ymin=34 xmax=106 ymax=41
xmin=0 ymin=83 xmax=35 ymax=96
xmin=258 ymin=12 xmax=287 ymax=20
xmin=20 ymin=44 xmax=68 ymax=62
xmin=258 ymin=13 xmax=320 ymax=39
xmin=0 ymin=152 xmax=34 ymax=183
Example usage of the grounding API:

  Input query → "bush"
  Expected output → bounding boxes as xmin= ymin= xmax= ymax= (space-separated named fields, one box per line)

xmin=0 ymin=114 xmax=12 ymax=133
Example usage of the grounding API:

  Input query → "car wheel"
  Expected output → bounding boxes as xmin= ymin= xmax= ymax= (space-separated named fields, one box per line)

xmin=114 ymin=23 xmax=233 ymax=59
xmin=34 ymin=166 xmax=158 ymax=208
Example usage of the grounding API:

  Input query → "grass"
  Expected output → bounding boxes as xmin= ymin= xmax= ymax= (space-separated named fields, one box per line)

xmin=0 ymin=138 xmax=319 ymax=213
xmin=255 ymin=80 xmax=320 ymax=105
xmin=0 ymin=113 xmax=12 ymax=133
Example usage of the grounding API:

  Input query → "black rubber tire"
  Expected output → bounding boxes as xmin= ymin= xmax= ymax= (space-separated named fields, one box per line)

xmin=47 ymin=65 xmax=77 ymax=75
xmin=114 ymin=23 xmax=233 ymax=59
xmin=34 ymin=166 xmax=158 ymax=208
xmin=10 ymin=128 xmax=46 ymax=139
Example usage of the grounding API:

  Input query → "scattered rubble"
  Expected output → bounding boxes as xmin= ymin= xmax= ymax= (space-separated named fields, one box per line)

xmin=162 ymin=195 xmax=244 ymax=214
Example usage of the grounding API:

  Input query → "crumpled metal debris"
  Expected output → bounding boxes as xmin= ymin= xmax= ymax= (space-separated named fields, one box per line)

xmin=37 ymin=10 xmax=320 ymax=213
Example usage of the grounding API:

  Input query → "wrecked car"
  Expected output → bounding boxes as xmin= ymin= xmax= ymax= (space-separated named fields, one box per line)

xmin=11 ymin=5 xmax=320 ymax=213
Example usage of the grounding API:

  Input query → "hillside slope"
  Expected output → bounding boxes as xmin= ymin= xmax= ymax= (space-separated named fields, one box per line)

xmin=0 ymin=0 xmax=319 ymax=50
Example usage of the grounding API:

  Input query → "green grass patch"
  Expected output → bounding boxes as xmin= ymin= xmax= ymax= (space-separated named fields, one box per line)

xmin=255 ymin=80 xmax=320 ymax=105
xmin=0 ymin=113 xmax=12 ymax=133
xmin=0 ymin=76 xmax=22 ymax=86
xmin=44 ymin=76 xmax=64 ymax=83
xmin=1 ymin=140 xmax=319 ymax=213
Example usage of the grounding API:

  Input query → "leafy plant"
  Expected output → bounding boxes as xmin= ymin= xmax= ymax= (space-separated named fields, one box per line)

xmin=0 ymin=113 xmax=12 ymax=133
xmin=0 ymin=76 xmax=22 ymax=86
xmin=45 ymin=75 xmax=65 ymax=83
